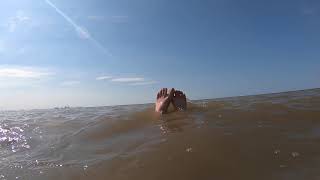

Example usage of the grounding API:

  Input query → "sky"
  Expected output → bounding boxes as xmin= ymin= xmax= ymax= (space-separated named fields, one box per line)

xmin=0 ymin=0 xmax=319 ymax=110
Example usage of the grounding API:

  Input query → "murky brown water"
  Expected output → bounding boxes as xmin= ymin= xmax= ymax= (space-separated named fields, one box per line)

xmin=1 ymin=88 xmax=320 ymax=180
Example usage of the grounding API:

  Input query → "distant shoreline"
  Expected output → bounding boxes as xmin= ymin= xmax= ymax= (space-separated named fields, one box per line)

xmin=1 ymin=87 xmax=319 ymax=112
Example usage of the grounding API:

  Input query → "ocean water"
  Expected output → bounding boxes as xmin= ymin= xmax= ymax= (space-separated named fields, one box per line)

xmin=1 ymin=88 xmax=320 ymax=180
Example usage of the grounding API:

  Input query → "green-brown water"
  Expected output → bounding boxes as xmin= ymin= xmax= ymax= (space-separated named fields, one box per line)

xmin=1 ymin=88 xmax=320 ymax=180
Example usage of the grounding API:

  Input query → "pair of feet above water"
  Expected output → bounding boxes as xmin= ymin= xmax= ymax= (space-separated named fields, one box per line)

xmin=155 ymin=88 xmax=187 ymax=114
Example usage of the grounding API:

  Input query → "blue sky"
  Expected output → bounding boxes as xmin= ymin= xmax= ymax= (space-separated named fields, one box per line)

xmin=0 ymin=0 xmax=319 ymax=110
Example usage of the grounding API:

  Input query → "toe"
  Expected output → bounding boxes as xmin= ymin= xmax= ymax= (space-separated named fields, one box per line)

xmin=174 ymin=90 xmax=179 ymax=97
xmin=168 ymin=88 xmax=174 ymax=94
xmin=158 ymin=89 xmax=164 ymax=98
xmin=168 ymin=88 xmax=175 ymax=98
xmin=160 ymin=88 xmax=165 ymax=96
xmin=176 ymin=90 xmax=183 ymax=96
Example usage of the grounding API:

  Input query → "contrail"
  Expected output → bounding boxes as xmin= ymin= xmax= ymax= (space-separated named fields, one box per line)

xmin=45 ymin=0 xmax=112 ymax=56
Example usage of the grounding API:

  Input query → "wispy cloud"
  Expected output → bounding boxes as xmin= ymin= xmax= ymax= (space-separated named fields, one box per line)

xmin=111 ymin=77 xmax=145 ymax=82
xmin=0 ymin=67 xmax=52 ymax=79
xmin=129 ymin=81 xmax=158 ymax=86
xmin=96 ymin=75 xmax=158 ymax=85
xmin=6 ymin=11 xmax=31 ymax=32
xmin=44 ymin=0 xmax=111 ymax=56
xmin=60 ymin=80 xmax=80 ymax=86
xmin=96 ymin=76 xmax=112 ymax=80
xmin=0 ymin=66 xmax=53 ymax=89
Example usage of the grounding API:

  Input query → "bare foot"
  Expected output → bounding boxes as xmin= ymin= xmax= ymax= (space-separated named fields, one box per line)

xmin=155 ymin=88 xmax=175 ymax=114
xmin=172 ymin=90 xmax=187 ymax=111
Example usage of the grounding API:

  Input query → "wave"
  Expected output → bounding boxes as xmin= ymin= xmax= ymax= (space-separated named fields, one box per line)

xmin=1 ymin=88 xmax=320 ymax=179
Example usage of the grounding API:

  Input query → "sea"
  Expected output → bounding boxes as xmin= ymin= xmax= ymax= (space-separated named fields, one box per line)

xmin=1 ymin=88 xmax=320 ymax=180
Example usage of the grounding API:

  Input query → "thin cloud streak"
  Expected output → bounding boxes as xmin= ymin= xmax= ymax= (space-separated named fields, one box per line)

xmin=0 ymin=67 xmax=52 ymax=79
xmin=96 ymin=76 xmax=112 ymax=80
xmin=7 ymin=11 xmax=31 ymax=32
xmin=111 ymin=77 xmax=145 ymax=82
xmin=44 ymin=0 xmax=112 ymax=56
xmin=129 ymin=81 xmax=158 ymax=86
xmin=96 ymin=75 xmax=157 ymax=85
